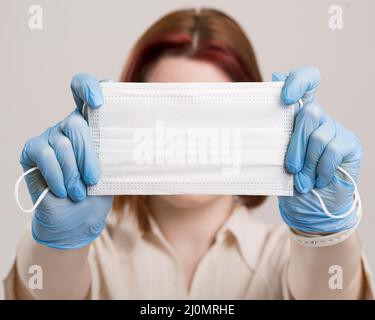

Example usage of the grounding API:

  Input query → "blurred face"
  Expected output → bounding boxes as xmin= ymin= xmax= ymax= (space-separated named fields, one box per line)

xmin=144 ymin=55 xmax=232 ymax=209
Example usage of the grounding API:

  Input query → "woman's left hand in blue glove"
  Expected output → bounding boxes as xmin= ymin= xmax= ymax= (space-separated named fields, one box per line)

xmin=273 ymin=67 xmax=363 ymax=234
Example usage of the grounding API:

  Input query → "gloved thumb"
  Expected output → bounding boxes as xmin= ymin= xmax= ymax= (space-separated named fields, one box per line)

xmin=70 ymin=73 xmax=104 ymax=112
xmin=280 ymin=67 xmax=320 ymax=106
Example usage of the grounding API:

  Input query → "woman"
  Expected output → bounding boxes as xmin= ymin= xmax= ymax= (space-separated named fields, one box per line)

xmin=4 ymin=8 xmax=374 ymax=299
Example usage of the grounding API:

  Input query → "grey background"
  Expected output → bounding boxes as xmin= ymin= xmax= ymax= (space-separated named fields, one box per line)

xmin=1 ymin=0 xmax=374 ymax=298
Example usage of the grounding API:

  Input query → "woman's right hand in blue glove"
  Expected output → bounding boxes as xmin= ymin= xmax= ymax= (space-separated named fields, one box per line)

xmin=19 ymin=74 xmax=113 ymax=250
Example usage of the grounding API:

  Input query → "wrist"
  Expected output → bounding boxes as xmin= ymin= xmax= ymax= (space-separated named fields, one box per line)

xmin=281 ymin=206 xmax=360 ymax=234
xmin=289 ymin=199 xmax=362 ymax=248
xmin=31 ymin=215 xmax=106 ymax=250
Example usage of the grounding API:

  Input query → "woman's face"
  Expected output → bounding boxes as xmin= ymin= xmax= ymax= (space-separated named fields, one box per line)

xmin=145 ymin=55 xmax=232 ymax=209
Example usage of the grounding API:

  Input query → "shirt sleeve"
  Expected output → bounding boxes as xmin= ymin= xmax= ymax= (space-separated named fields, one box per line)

xmin=244 ymin=223 xmax=374 ymax=300
xmin=2 ymin=224 xmax=30 ymax=300
xmin=2 ymin=222 xmax=115 ymax=300
xmin=281 ymin=246 xmax=375 ymax=300
xmin=2 ymin=260 xmax=17 ymax=300
xmin=359 ymin=254 xmax=375 ymax=300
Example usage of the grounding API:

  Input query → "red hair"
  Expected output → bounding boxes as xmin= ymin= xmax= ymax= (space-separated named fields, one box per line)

xmin=123 ymin=33 xmax=256 ymax=82
xmin=113 ymin=8 xmax=266 ymax=230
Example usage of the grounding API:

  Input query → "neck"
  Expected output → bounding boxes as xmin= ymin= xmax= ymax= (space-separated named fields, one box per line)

xmin=149 ymin=196 xmax=235 ymax=248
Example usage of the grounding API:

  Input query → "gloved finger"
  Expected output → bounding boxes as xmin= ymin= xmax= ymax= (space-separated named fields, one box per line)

xmin=285 ymin=103 xmax=328 ymax=174
xmin=281 ymin=66 xmax=320 ymax=105
xmin=60 ymin=110 xmax=100 ymax=186
xmin=20 ymin=133 xmax=67 ymax=198
xmin=316 ymin=123 xmax=362 ymax=188
xmin=70 ymin=73 xmax=103 ymax=112
xmin=294 ymin=118 xmax=336 ymax=193
xmin=272 ymin=72 xmax=287 ymax=82
xmin=48 ymin=126 xmax=87 ymax=202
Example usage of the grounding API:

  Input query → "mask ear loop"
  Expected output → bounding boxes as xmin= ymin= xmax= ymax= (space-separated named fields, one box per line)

xmin=310 ymin=167 xmax=360 ymax=219
xmin=14 ymin=104 xmax=88 ymax=213
xmin=296 ymin=99 xmax=361 ymax=220
xmin=14 ymin=167 xmax=49 ymax=213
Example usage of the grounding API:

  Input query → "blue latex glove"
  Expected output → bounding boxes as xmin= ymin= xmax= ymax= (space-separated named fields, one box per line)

xmin=273 ymin=67 xmax=363 ymax=233
xmin=20 ymin=74 xmax=113 ymax=249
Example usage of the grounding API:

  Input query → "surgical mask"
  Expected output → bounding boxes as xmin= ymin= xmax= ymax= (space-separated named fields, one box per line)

xmin=14 ymin=81 xmax=361 ymax=225
xmin=85 ymin=81 xmax=295 ymax=196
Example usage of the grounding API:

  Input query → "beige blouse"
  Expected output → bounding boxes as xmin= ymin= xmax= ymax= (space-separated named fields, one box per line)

xmin=3 ymin=205 xmax=375 ymax=299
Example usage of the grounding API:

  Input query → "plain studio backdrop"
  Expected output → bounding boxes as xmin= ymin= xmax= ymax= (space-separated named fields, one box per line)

xmin=1 ymin=0 xmax=374 ymax=298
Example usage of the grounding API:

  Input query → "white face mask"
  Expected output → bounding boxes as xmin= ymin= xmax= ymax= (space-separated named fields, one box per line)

xmin=86 ymin=82 xmax=295 ymax=196
xmin=14 ymin=82 xmax=360 ymax=226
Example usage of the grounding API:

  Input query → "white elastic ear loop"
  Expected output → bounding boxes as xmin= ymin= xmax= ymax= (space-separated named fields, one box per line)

xmin=14 ymin=167 xmax=49 ymax=213
xmin=15 ymin=104 xmax=87 ymax=214
xmin=296 ymin=98 xmax=360 ymax=220
xmin=311 ymin=167 xmax=359 ymax=219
